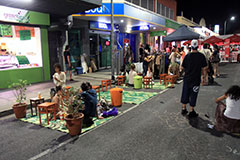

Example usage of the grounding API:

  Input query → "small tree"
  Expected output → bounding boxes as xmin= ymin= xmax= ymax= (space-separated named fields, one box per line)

xmin=61 ymin=87 xmax=83 ymax=118
xmin=9 ymin=80 xmax=28 ymax=104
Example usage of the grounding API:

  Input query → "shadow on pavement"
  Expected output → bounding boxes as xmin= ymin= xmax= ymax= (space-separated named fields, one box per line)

xmin=209 ymin=81 xmax=222 ymax=86
xmin=188 ymin=116 xmax=224 ymax=137
xmin=219 ymin=74 xmax=228 ymax=78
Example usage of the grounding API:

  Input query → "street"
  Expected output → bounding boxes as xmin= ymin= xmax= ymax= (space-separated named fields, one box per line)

xmin=0 ymin=63 xmax=240 ymax=160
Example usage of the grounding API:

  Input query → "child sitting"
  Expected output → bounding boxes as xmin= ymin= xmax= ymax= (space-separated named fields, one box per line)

xmin=215 ymin=85 xmax=240 ymax=133
xmin=128 ymin=64 xmax=138 ymax=87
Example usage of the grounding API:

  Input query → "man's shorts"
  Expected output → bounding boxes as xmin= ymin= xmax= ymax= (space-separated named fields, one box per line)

xmin=181 ymin=81 xmax=200 ymax=107
xmin=65 ymin=63 xmax=72 ymax=71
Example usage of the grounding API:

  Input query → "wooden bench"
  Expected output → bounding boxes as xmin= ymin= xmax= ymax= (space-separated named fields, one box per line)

xmin=92 ymin=85 xmax=101 ymax=100
xmin=30 ymin=97 xmax=45 ymax=116
xmin=101 ymin=80 xmax=111 ymax=91
xmin=117 ymin=76 xmax=126 ymax=86
xmin=38 ymin=102 xmax=57 ymax=125
xmin=143 ymin=77 xmax=153 ymax=89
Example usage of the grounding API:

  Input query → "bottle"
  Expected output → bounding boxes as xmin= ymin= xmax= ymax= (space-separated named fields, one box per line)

xmin=38 ymin=92 xmax=41 ymax=99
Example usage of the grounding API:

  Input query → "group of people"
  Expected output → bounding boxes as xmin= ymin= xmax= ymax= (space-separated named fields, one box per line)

xmin=51 ymin=63 xmax=99 ymax=127
xmin=179 ymin=40 xmax=240 ymax=134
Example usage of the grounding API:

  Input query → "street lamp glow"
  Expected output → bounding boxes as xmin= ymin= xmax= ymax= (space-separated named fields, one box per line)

xmin=230 ymin=16 xmax=235 ymax=21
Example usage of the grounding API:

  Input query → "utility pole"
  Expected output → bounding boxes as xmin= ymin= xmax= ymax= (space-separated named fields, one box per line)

xmin=224 ymin=20 xmax=227 ymax=35
xmin=110 ymin=0 xmax=115 ymax=80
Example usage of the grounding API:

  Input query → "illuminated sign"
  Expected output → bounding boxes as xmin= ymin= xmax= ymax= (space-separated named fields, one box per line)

xmin=214 ymin=25 xmax=220 ymax=34
xmin=98 ymin=23 xmax=108 ymax=29
xmin=131 ymin=25 xmax=150 ymax=31
xmin=90 ymin=21 xmax=111 ymax=31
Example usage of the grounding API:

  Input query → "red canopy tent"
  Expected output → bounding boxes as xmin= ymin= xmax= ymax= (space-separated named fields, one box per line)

xmin=227 ymin=34 xmax=240 ymax=43
xmin=202 ymin=36 xmax=224 ymax=44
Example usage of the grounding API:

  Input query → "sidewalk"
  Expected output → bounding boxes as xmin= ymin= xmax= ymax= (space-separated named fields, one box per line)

xmin=0 ymin=71 xmax=111 ymax=116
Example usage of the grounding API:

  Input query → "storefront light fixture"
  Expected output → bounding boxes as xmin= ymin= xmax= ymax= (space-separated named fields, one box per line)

xmin=120 ymin=19 xmax=124 ymax=23
xmin=153 ymin=27 xmax=156 ymax=30
xmin=20 ymin=0 xmax=33 ymax=2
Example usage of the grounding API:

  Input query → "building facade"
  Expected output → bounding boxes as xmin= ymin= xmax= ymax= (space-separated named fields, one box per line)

xmin=66 ymin=0 xmax=179 ymax=70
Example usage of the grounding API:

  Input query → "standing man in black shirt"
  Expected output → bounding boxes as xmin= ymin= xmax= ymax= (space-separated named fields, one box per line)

xmin=181 ymin=40 xmax=207 ymax=118
xmin=64 ymin=45 xmax=74 ymax=81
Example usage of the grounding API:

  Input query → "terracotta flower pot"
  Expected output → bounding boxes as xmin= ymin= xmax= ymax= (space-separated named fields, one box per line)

xmin=65 ymin=113 xmax=84 ymax=136
xmin=12 ymin=103 xmax=27 ymax=119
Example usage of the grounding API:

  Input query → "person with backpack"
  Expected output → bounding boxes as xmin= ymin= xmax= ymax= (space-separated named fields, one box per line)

xmin=211 ymin=44 xmax=220 ymax=78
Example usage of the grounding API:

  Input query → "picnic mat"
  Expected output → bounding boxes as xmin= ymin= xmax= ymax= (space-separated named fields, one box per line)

xmin=118 ymin=82 xmax=171 ymax=90
xmin=99 ymin=90 xmax=158 ymax=105
xmin=20 ymin=113 xmax=115 ymax=134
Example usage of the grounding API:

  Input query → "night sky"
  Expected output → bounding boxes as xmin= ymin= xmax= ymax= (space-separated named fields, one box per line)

xmin=177 ymin=0 xmax=240 ymax=35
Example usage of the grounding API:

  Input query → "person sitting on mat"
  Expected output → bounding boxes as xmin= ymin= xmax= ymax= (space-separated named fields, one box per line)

xmin=215 ymin=85 xmax=240 ymax=133
xmin=128 ymin=64 xmax=138 ymax=87
xmin=81 ymin=82 xmax=97 ymax=127
xmin=145 ymin=66 xmax=153 ymax=78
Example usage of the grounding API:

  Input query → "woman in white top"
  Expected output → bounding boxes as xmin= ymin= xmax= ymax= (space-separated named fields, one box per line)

xmin=53 ymin=63 xmax=66 ymax=88
xmin=215 ymin=85 xmax=240 ymax=133
xmin=128 ymin=64 xmax=138 ymax=87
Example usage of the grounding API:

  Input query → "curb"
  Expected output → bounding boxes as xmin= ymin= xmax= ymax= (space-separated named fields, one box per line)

xmin=0 ymin=99 xmax=51 ymax=118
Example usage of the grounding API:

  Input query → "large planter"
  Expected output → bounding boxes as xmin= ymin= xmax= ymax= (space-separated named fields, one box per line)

xmin=65 ymin=113 xmax=84 ymax=136
xmin=12 ymin=103 xmax=27 ymax=119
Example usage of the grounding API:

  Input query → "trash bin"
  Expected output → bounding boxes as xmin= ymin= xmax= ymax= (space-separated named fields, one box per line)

xmin=110 ymin=87 xmax=123 ymax=107
xmin=76 ymin=67 xmax=83 ymax=75
xmin=134 ymin=76 xmax=142 ymax=89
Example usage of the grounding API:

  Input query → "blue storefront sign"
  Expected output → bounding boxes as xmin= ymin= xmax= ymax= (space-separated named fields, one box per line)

xmin=131 ymin=25 xmax=150 ymax=31
xmin=81 ymin=3 xmax=124 ymax=15
xmin=90 ymin=21 xmax=111 ymax=30
xmin=76 ymin=3 xmax=178 ymax=28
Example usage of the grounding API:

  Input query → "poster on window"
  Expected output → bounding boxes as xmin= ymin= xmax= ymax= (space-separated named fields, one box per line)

xmin=0 ymin=24 xmax=42 ymax=70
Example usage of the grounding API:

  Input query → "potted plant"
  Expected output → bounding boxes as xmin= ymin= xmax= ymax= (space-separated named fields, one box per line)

xmin=61 ymin=87 xmax=84 ymax=136
xmin=9 ymin=80 xmax=28 ymax=119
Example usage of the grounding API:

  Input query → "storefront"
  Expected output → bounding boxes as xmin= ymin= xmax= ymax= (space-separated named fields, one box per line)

xmin=0 ymin=5 xmax=50 ymax=88
xmin=72 ymin=1 xmax=180 ymax=68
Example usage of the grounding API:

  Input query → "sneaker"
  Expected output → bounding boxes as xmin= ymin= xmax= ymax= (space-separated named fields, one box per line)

xmin=181 ymin=109 xmax=188 ymax=115
xmin=188 ymin=110 xmax=199 ymax=118
xmin=70 ymin=79 xmax=74 ymax=81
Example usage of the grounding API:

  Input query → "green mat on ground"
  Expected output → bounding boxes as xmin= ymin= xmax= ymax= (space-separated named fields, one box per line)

xmin=118 ymin=82 xmax=172 ymax=90
xmin=20 ymin=113 xmax=115 ymax=134
xmin=99 ymin=90 xmax=158 ymax=105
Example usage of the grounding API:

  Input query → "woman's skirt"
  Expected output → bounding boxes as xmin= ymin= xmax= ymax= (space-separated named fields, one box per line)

xmin=215 ymin=102 xmax=240 ymax=133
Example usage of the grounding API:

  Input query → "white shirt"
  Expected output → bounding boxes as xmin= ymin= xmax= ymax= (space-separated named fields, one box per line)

xmin=201 ymin=49 xmax=212 ymax=61
xmin=128 ymin=70 xmax=137 ymax=85
xmin=146 ymin=71 xmax=153 ymax=77
xmin=224 ymin=97 xmax=240 ymax=120
xmin=53 ymin=72 xmax=66 ymax=87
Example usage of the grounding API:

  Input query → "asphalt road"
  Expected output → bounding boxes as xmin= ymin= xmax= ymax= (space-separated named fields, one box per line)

xmin=0 ymin=63 xmax=240 ymax=160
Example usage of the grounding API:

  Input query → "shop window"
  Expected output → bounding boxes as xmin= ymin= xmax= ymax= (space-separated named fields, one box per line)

xmin=157 ymin=3 xmax=161 ymax=14
xmin=148 ymin=0 xmax=154 ymax=11
xmin=141 ymin=0 xmax=148 ymax=9
xmin=166 ymin=7 xmax=170 ymax=18
xmin=132 ymin=0 xmax=140 ymax=5
xmin=170 ymin=9 xmax=174 ymax=19
xmin=0 ymin=24 xmax=43 ymax=71
xmin=161 ymin=5 xmax=166 ymax=16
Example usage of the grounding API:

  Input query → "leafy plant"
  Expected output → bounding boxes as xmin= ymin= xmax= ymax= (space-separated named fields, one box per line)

xmin=61 ymin=87 xmax=83 ymax=117
xmin=9 ymin=80 xmax=28 ymax=104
